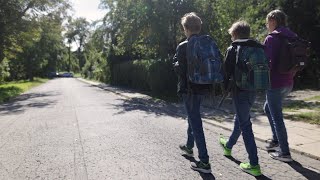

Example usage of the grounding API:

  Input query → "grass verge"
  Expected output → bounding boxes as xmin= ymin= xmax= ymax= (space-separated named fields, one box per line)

xmin=0 ymin=78 xmax=48 ymax=103
xmin=284 ymin=110 xmax=320 ymax=125
xmin=73 ymin=73 xmax=82 ymax=78
xmin=304 ymin=95 xmax=320 ymax=101
xmin=283 ymin=98 xmax=320 ymax=125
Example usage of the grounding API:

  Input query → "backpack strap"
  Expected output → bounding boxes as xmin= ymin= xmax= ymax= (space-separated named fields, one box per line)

xmin=235 ymin=45 xmax=241 ymax=64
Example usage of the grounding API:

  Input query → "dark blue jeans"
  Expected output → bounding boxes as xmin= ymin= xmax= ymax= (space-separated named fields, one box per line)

xmin=182 ymin=94 xmax=209 ymax=163
xmin=264 ymin=86 xmax=292 ymax=155
xmin=226 ymin=90 xmax=259 ymax=166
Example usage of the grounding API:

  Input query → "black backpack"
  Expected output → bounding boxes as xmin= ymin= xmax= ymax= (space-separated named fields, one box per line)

xmin=274 ymin=33 xmax=311 ymax=73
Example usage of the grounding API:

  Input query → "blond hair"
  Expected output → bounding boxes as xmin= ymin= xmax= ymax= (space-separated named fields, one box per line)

xmin=266 ymin=9 xmax=287 ymax=27
xmin=181 ymin=12 xmax=202 ymax=34
xmin=228 ymin=20 xmax=250 ymax=39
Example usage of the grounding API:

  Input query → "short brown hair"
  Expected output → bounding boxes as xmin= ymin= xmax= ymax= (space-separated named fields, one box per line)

xmin=181 ymin=12 xmax=202 ymax=34
xmin=266 ymin=9 xmax=287 ymax=27
xmin=228 ymin=20 xmax=250 ymax=39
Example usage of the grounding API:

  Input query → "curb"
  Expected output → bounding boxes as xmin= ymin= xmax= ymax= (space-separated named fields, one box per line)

xmin=77 ymin=78 xmax=320 ymax=161
xmin=203 ymin=119 xmax=320 ymax=161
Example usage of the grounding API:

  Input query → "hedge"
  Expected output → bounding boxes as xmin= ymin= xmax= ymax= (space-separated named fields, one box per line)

xmin=111 ymin=59 xmax=177 ymax=97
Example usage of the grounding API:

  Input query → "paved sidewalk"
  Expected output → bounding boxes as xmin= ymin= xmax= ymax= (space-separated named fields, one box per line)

xmin=78 ymin=78 xmax=320 ymax=160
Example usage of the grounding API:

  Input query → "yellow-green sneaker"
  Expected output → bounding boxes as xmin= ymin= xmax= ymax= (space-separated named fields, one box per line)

xmin=219 ymin=136 xmax=231 ymax=156
xmin=239 ymin=162 xmax=262 ymax=177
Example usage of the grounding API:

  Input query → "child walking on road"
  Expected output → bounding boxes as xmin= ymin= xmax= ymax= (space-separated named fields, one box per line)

xmin=173 ymin=12 xmax=215 ymax=174
xmin=219 ymin=20 xmax=267 ymax=177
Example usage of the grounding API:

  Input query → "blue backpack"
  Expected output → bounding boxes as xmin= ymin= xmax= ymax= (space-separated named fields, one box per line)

xmin=186 ymin=35 xmax=224 ymax=84
xmin=235 ymin=44 xmax=270 ymax=91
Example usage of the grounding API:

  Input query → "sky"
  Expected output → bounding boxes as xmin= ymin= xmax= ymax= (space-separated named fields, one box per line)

xmin=70 ymin=0 xmax=107 ymax=22
xmin=68 ymin=0 xmax=106 ymax=50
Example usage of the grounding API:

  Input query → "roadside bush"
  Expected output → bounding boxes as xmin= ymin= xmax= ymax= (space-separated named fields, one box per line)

xmin=112 ymin=60 xmax=151 ymax=91
xmin=82 ymin=49 xmax=111 ymax=83
xmin=92 ymin=60 xmax=111 ymax=83
xmin=148 ymin=59 xmax=177 ymax=97
xmin=294 ymin=55 xmax=320 ymax=90
xmin=112 ymin=61 xmax=135 ymax=87
xmin=112 ymin=59 xmax=177 ymax=97
xmin=0 ymin=58 xmax=10 ymax=83
xmin=131 ymin=60 xmax=152 ymax=90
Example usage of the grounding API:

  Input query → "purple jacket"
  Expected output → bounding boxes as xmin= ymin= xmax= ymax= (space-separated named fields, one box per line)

xmin=264 ymin=27 xmax=297 ymax=89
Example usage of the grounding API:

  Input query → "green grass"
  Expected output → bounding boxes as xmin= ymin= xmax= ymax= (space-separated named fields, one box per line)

xmin=283 ymin=100 xmax=320 ymax=125
xmin=283 ymin=101 xmax=320 ymax=111
xmin=284 ymin=109 xmax=320 ymax=125
xmin=73 ymin=73 xmax=82 ymax=78
xmin=304 ymin=95 xmax=320 ymax=101
xmin=0 ymin=78 xmax=48 ymax=103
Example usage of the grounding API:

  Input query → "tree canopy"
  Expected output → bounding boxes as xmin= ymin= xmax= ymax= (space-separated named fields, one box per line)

xmin=0 ymin=0 xmax=319 ymax=89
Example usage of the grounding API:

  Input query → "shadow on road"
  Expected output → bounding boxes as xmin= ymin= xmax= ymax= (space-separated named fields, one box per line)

xmin=225 ymin=156 xmax=241 ymax=165
xmin=199 ymin=173 xmax=215 ymax=180
xmin=112 ymin=97 xmax=185 ymax=118
xmin=225 ymin=156 xmax=272 ymax=180
xmin=0 ymin=92 xmax=58 ymax=115
xmin=288 ymin=160 xmax=320 ymax=180
xmin=182 ymin=155 xmax=216 ymax=180
xmin=182 ymin=154 xmax=197 ymax=163
xmin=255 ymin=175 xmax=272 ymax=180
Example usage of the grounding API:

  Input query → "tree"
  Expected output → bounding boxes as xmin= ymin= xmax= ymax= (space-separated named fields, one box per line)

xmin=96 ymin=0 xmax=320 ymax=90
xmin=35 ymin=13 xmax=66 ymax=76
xmin=0 ymin=0 xmax=70 ymax=63
xmin=280 ymin=0 xmax=320 ymax=88
xmin=65 ymin=17 xmax=90 ymax=71
xmin=1 ymin=0 xmax=70 ymax=81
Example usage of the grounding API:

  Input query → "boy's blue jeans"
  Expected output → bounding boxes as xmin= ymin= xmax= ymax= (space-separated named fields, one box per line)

xmin=264 ymin=85 xmax=293 ymax=155
xmin=226 ymin=90 xmax=259 ymax=166
xmin=182 ymin=94 xmax=209 ymax=163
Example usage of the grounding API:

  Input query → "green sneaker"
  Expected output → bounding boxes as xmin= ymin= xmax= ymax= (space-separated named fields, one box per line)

xmin=219 ymin=136 xmax=232 ymax=156
xmin=239 ymin=162 xmax=262 ymax=177
xmin=191 ymin=161 xmax=212 ymax=173
xmin=179 ymin=144 xmax=194 ymax=157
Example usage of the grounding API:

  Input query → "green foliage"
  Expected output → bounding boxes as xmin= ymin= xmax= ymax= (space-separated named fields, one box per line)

xmin=283 ymin=99 xmax=320 ymax=124
xmin=99 ymin=0 xmax=320 ymax=93
xmin=101 ymin=0 xmax=197 ymax=59
xmin=82 ymin=44 xmax=111 ymax=83
xmin=0 ymin=58 xmax=10 ymax=83
xmin=283 ymin=101 xmax=320 ymax=110
xmin=0 ymin=78 xmax=48 ymax=103
xmin=148 ymin=59 xmax=177 ymax=96
xmin=0 ymin=86 xmax=23 ymax=103
xmin=284 ymin=111 xmax=320 ymax=125
xmin=280 ymin=0 xmax=320 ymax=89
xmin=65 ymin=18 xmax=90 ymax=70
xmin=304 ymin=95 xmax=320 ymax=101
xmin=0 ymin=0 xmax=70 ymax=64
xmin=112 ymin=59 xmax=177 ymax=97
xmin=1 ymin=0 xmax=319 ymax=98
xmin=112 ymin=60 xmax=150 ymax=90
xmin=130 ymin=60 xmax=152 ymax=90
xmin=1 ymin=0 xmax=71 ymax=81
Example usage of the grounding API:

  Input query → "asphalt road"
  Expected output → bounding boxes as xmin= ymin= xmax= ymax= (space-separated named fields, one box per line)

xmin=0 ymin=78 xmax=319 ymax=180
